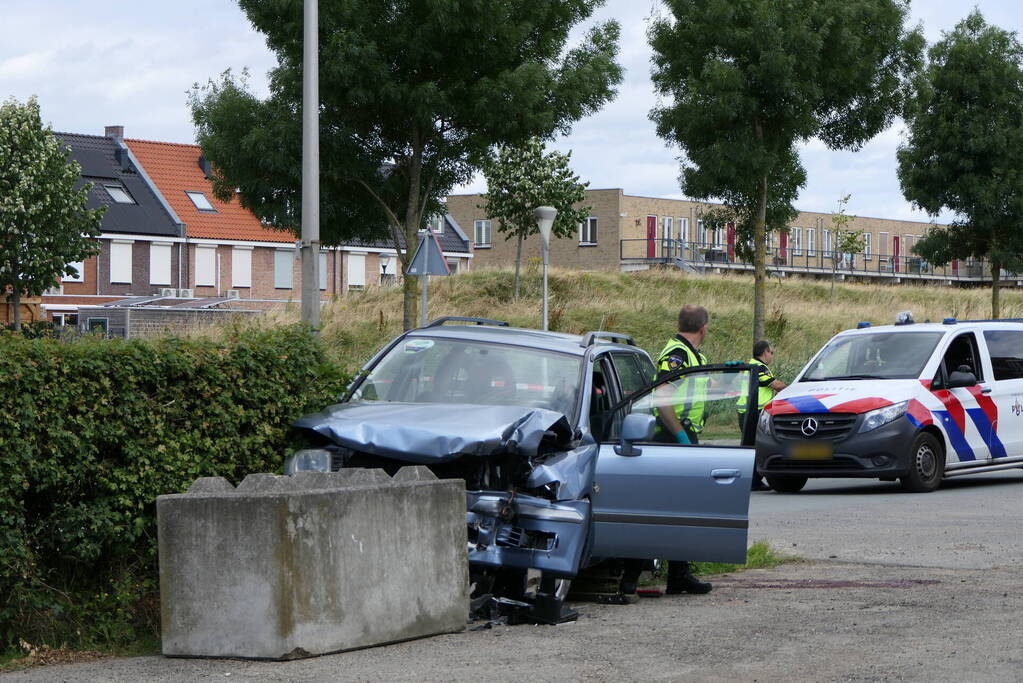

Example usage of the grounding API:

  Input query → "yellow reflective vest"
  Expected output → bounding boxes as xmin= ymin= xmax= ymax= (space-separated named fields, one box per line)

xmin=736 ymin=358 xmax=776 ymax=413
xmin=655 ymin=336 xmax=709 ymax=432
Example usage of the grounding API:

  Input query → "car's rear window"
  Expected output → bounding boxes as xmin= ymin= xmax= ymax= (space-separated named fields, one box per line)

xmin=350 ymin=336 xmax=583 ymax=417
xmin=801 ymin=331 xmax=944 ymax=381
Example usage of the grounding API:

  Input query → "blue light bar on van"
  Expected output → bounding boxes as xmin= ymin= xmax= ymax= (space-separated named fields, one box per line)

xmin=943 ymin=317 xmax=957 ymax=325
xmin=857 ymin=321 xmax=871 ymax=328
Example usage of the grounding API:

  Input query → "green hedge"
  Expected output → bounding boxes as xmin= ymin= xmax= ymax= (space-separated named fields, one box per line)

xmin=0 ymin=325 xmax=347 ymax=651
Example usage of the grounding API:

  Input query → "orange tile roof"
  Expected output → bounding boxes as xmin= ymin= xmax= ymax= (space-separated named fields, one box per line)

xmin=126 ymin=139 xmax=294 ymax=243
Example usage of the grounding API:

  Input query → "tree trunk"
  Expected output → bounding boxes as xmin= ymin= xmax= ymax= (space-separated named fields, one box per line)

xmin=402 ymin=135 xmax=425 ymax=331
xmin=11 ymin=289 xmax=21 ymax=332
xmin=752 ymin=172 xmax=768 ymax=343
xmin=991 ymin=259 xmax=1001 ymax=319
xmin=513 ymin=232 xmax=524 ymax=298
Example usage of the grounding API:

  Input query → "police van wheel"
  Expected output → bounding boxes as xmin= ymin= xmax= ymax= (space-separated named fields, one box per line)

xmin=765 ymin=475 xmax=807 ymax=493
xmin=900 ymin=432 xmax=944 ymax=493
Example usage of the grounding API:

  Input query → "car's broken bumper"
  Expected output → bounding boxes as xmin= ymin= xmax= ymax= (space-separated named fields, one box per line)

xmin=466 ymin=492 xmax=589 ymax=578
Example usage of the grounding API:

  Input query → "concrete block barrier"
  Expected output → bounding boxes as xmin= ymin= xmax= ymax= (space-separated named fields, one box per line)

xmin=157 ymin=467 xmax=468 ymax=660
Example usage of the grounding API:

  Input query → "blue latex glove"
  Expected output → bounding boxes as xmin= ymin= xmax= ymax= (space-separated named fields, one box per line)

xmin=675 ymin=430 xmax=691 ymax=445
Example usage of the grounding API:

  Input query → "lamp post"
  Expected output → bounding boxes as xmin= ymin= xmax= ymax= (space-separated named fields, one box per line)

xmin=300 ymin=0 xmax=320 ymax=329
xmin=534 ymin=206 xmax=557 ymax=331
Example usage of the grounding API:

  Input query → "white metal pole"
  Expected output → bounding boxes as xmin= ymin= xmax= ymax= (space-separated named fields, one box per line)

xmin=420 ymin=275 xmax=429 ymax=327
xmin=542 ymin=246 xmax=549 ymax=331
xmin=300 ymin=0 xmax=320 ymax=329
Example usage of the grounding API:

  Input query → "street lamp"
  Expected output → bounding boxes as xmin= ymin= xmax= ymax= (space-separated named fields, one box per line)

xmin=534 ymin=206 xmax=557 ymax=331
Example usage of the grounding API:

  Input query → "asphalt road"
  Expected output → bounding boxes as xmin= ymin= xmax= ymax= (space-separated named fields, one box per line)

xmin=749 ymin=469 xmax=1023 ymax=569
xmin=7 ymin=470 xmax=1023 ymax=682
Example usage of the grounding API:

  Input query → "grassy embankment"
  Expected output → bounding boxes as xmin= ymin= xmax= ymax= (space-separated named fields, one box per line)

xmin=303 ymin=264 xmax=1022 ymax=381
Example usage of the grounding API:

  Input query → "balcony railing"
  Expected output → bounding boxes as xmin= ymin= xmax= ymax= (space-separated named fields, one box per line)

xmin=620 ymin=239 xmax=1014 ymax=282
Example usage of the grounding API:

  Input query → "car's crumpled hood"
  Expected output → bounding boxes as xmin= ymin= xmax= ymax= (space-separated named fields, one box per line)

xmin=293 ymin=401 xmax=574 ymax=463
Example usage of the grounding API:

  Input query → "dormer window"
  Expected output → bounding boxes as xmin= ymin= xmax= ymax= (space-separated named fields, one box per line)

xmin=186 ymin=191 xmax=217 ymax=212
xmin=104 ymin=185 xmax=135 ymax=204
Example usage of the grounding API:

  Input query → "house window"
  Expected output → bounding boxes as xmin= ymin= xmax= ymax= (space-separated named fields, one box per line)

xmin=274 ymin=249 xmax=294 ymax=289
xmin=104 ymin=185 xmax=135 ymax=204
xmin=319 ymin=251 xmax=328 ymax=291
xmin=580 ymin=217 xmax=597 ymax=244
xmin=63 ymin=260 xmax=85 ymax=282
xmin=87 ymin=317 xmax=109 ymax=333
xmin=822 ymin=229 xmax=832 ymax=258
xmin=878 ymin=232 xmax=889 ymax=260
xmin=446 ymin=258 xmax=460 ymax=274
xmin=427 ymin=215 xmax=444 ymax=234
xmin=474 ymin=220 xmax=492 ymax=247
xmin=697 ymin=219 xmax=706 ymax=244
xmin=379 ymin=255 xmax=396 ymax=286
xmin=679 ymin=217 xmax=688 ymax=244
xmin=806 ymin=228 xmax=816 ymax=257
xmin=663 ymin=216 xmax=673 ymax=241
xmin=110 ymin=240 xmax=133 ymax=284
xmin=232 ymin=247 xmax=252 ymax=288
xmin=790 ymin=227 xmax=802 ymax=255
xmin=149 ymin=243 xmax=172 ymax=285
xmin=348 ymin=253 xmax=366 ymax=287
xmin=864 ymin=232 xmax=872 ymax=260
xmin=196 ymin=246 xmax=216 ymax=287
xmin=186 ymin=191 xmax=217 ymax=212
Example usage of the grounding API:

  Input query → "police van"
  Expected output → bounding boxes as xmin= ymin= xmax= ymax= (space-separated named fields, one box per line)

xmin=755 ymin=315 xmax=1023 ymax=493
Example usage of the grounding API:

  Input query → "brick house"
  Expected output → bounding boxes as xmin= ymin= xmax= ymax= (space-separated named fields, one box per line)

xmin=42 ymin=126 xmax=473 ymax=325
xmin=447 ymin=189 xmax=1001 ymax=284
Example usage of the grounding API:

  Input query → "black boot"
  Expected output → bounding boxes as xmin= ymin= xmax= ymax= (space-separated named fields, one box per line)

xmin=665 ymin=561 xmax=712 ymax=595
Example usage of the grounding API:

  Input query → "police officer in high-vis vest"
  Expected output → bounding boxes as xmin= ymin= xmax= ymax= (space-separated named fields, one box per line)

xmin=737 ymin=340 xmax=788 ymax=490
xmin=653 ymin=304 xmax=714 ymax=595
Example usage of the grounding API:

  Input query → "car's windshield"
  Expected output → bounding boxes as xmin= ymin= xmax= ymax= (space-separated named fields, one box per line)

xmin=350 ymin=336 xmax=583 ymax=417
xmin=801 ymin=331 xmax=944 ymax=381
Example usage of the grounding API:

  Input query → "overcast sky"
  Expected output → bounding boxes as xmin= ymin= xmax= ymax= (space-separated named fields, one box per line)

xmin=3 ymin=1 xmax=1022 ymax=224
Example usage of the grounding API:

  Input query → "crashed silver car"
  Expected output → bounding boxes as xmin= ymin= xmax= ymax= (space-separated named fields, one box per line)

xmin=285 ymin=317 xmax=756 ymax=622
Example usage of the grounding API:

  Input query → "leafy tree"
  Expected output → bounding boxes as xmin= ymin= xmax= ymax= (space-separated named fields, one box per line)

xmin=649 ymin=0 xmax=923 ymax=342
xmin=0 ymin=96 xmax=103 ymax=331
xmin=898 ymin=11 xmax=1023 ymax=319
xmin=827 ymin=195 xmax=864 ymax=299
xmin=191 ymin=1 xmax=622 ymax=330
xmin=481 ymin=138 xmax=590 ymax=297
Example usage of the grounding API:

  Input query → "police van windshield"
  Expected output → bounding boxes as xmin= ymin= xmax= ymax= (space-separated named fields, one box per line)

xmin=801 ymin=331 xmax=944 ymax=381
xmin=350 ymin=336 xmax=583 ymax=418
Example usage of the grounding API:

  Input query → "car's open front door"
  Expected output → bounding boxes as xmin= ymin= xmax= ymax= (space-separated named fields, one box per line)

xmin=590 ymin=364 xmax=756 ymax=564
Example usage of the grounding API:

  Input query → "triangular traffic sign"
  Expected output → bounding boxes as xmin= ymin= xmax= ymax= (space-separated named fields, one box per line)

xmin=406 ymin=232 xmax=451 ymax=276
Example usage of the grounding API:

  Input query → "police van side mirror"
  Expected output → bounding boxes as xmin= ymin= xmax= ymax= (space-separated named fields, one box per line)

xmin=615 ymin=414 xmax=656 ymax=456
xmin=947 ymin=370 xmax=978 ymax=389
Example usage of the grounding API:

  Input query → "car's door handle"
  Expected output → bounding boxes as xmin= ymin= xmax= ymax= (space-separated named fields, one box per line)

xmin=980 ymin=386 xmax=992 ymax=394
xmin=711 ymin=469 xmax=741 ymax=482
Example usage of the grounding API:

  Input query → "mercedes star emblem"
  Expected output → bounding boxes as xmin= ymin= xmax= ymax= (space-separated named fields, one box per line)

xmin=800 ymin=417 xmax=819 ymax=437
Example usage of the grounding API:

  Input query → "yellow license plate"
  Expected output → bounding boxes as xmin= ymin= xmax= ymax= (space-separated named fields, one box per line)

xmin=789 ymin=442 xmax=833 ymax=460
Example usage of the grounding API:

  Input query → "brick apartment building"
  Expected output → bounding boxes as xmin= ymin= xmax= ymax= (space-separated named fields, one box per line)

xmin=447 ymin=189 xmax=999 ymax=284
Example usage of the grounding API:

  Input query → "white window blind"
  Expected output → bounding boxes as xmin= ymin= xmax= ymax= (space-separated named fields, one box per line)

xmin=149 ymin=243 xmax=172 ymax=285
xmin=232 ymin=247 xmax=252 ymax=288
xmin=347 ymin=253 xmax=366 ymax=286
xmin=319 ymin=252 xmax=328 ymax=290
xmin=110 ymin=241 xmax=133 ymax=284
xmin=274 ymin=249 xmax=293 ymax=289
xmin=196 ymin=247 xmax=216 ymax=287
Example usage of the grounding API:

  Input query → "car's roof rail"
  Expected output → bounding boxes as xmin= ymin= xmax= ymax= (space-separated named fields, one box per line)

xmin=580 ymin=331 xmax=635 ymax=348
xmin=423 ymin=316 xmax=510 ymax=328
xmin=955 ymin=318 xmax=1023 ymax=324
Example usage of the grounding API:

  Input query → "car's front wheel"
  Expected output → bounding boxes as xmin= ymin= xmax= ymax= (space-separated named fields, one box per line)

xmin=765 ymin=474 xmax=808 ymax=493
xmin=900 ymin=432 xmax=944 ymax=493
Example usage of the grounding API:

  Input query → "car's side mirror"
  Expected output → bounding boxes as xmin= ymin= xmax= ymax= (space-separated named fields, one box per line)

xmin=615 ymin=413 xmax=655 ymax=456
xmin=947 ymin=370 xmax=978 ymax=388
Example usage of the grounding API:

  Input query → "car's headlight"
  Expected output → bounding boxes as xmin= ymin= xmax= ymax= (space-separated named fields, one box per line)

xmin=283 ymin=448 xmax=333 ymax=475
xmin=757 ymin=410 xmax=772 ymax=435
xmin=857 ymin=401 xmax=908 ymax=433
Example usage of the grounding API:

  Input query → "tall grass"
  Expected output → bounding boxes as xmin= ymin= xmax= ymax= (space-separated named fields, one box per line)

xmin=230 ymin=265 xmax=1023 ymax=382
